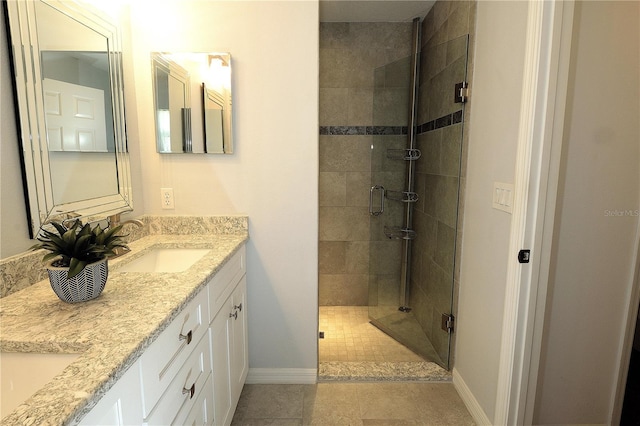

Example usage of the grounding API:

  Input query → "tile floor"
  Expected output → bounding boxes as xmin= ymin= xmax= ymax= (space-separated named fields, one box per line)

xmin=318 ymin=306 xmax=425 ymax=362
xmin=231 ymin=383 xmax=476 ymax=425
xmin=229 ymin=307 xmax=475 ymax=424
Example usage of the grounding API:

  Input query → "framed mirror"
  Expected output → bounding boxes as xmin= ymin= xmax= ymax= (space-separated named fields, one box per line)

xmin=4 ymin=0 xmax=132 ymax=237
xmin=151 ymin=52 xmax=233 ymax=154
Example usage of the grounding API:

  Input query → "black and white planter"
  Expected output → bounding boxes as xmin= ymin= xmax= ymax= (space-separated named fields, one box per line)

xmin=47 ymin=258 xmax=109 ymax=303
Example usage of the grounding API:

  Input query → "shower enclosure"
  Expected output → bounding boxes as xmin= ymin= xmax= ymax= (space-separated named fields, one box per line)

xmin=367 ymin=21 xmax=470 ymax=369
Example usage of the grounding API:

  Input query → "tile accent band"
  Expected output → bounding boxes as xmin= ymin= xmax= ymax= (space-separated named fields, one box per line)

xmin=319 ymin=126 xmax=408 ymax=136
xmin=319 ymin=110 xmax=463 ymax=136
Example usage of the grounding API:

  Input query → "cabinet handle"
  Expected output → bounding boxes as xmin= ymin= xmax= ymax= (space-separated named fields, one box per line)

xmin=229 ymin=310 xmax=238 ymax=320
xmin=182 ymin=383 xmax=196 ymax=399
xmin=234 ymin=303 xmax=242 ymax=312
xmin=179 ymin=330 xmax=193 ymax=344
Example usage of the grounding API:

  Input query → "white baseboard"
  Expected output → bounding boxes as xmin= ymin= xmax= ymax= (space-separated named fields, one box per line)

xmin=452 ymin=367 xmax=492 ymax=426
xmin=246 ymin=368 xmax=317 ymax=384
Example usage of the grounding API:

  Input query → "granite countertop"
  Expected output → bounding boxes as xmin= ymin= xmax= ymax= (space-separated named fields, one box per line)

xmin=0 ymin=232 xmax=248 ymax=425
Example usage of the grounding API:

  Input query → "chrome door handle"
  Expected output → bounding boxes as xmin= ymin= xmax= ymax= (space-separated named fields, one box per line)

xmin=179 ymin=330 xmax=193 ymax=344
xmin=369 ymin=185 xmax=385 ymax=216
xmin=182 ymin=383 xmax=196 ymax=399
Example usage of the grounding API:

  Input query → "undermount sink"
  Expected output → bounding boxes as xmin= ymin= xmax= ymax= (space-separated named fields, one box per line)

xmin=116 ymin=248 xmax=210 ymax=273
xmin=1 ymin=351 xmax=80 ymax=419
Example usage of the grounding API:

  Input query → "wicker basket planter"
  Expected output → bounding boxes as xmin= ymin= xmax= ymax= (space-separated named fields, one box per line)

xmin=47 ymin=258 xmax=109 ymax=303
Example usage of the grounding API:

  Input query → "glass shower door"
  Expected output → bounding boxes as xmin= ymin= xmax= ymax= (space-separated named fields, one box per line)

xmin=368 ymin=34 xmax=469 ymax=370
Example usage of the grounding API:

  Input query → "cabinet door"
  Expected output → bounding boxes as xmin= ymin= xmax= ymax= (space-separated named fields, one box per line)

xmin=229 ymin=276 xmax=248 ymax=404
xmin=79 ymin=361 xmax=142 ymax=425
xmin=210 ymin=307 xmax=232 ymax=426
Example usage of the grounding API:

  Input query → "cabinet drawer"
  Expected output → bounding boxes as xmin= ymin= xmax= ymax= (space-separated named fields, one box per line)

xmin=173 ymin=373 xmax=214 ymax=426
xmin=208 ymin=246 xmax=246 ymax=323
xmin=145 ymin=332 xmax=212 ymax=425
xmin=140 ymin=289 xmax=209 ymax=417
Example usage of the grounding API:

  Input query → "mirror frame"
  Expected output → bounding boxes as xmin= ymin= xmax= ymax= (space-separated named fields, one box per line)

xmin=151 ymin=53 xmax=192 ymax=153
xmin=150 ymin=52 xmax=234 ymax=155
xmin=4 ymin=0 xmax=132 ymax=237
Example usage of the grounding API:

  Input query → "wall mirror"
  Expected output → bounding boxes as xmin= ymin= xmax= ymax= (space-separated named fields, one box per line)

xmin=151 ymin=52 xmax=233 ymax=154
xmin=4 ymin=0 xmax=132 ymax=237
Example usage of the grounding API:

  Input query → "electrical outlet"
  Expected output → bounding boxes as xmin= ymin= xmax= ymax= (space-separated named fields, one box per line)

xmin=161 ymin=188 xmax=175 ymax=209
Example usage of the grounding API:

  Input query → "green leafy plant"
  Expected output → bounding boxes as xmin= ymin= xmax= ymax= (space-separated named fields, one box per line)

xmin=31 ymin=220 xmax=128 ymax=279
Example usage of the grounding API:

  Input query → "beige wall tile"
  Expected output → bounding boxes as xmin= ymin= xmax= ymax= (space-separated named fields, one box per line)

xmin=347 ymin=88 xmax=374 ymax=124
xmin=346 ymin=172 xmax=371 ymax=207
xmin=319 ymin=172 xmax=347 ymax=207
xmin=319 ymin=48 xmax=353 ymax=88
xmin=319 ymin=241 xmax=347 ymax=274
xmin=440 ymin=124 xmax=462 ymax=177
xmin=345 ymin=241 xmax=370 ymax=274
xmin=319 ymin=206 xmax=370 ymax=241
xmin=320 ymin=88 xmax=349 ymax=126
xmin=319 ymin=136 xmax=372 ymax=172
xmin=319 ymin=274 xmax=369 ymax=305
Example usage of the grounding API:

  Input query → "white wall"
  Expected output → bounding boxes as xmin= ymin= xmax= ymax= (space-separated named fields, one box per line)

xmin=128 ymin=1 xmax=319 ymax=370
xmin=453 ymin=1 xmax=528 ymax=422
xmin=533 ymin=1 xmax=640 ymax=423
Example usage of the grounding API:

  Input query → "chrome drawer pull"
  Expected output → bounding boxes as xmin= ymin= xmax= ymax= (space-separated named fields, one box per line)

xmin=179 ymin=330 xmax=193 ymax=344
xmin=182 ymin=383 xmax=195 ymax=399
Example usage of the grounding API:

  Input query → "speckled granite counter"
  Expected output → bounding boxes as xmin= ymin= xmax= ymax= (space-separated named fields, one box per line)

xmin=0 ymin=232 xmax=248 ymax=425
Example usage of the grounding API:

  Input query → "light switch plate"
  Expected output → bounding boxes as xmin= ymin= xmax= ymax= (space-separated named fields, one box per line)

xmin=493 ymin=182 xmax=514 ymax=213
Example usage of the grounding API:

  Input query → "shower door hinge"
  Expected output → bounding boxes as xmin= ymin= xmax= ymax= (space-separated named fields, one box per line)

xmin=454 ymin=82 xmax=469 ymax=103
xmin=441 ymin=313 xmax=455 ymax=334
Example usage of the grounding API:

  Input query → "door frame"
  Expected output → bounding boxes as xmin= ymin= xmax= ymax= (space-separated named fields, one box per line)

xmin=493 ymin=1 xmax=576 ymax=424
xmin=495 ymin=1 xmax=640 ymax=423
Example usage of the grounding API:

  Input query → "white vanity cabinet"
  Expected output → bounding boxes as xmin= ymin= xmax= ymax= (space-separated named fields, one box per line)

xmin=78 ymin=361 xmax=142 ymax=426
xmin=139 ymin=289 xmax=210 ymax=422
xmin=78 ymin=244 xmax=247 ymax=426
xmin=78 ymin=287 xmax=212 ymax=426
xmin=209 ymin=247 xmax=248 ymax=426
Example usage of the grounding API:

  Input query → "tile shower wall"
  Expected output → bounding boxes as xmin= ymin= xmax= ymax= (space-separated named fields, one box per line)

xmin=319 ymin=23 xmax=412 ymax=306
xmin=410 ymin=0 xmax=476 ymax=365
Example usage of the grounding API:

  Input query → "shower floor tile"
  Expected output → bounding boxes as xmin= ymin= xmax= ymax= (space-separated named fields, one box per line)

xmin=319 ymin=306 xmax=425 ymax=363
xmin=318 ymin=306 xmax=451 ymax=382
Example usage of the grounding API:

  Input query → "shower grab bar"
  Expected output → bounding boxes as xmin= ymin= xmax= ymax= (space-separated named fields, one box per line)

xmin=369 ymin=185 xmax=385 ymax=216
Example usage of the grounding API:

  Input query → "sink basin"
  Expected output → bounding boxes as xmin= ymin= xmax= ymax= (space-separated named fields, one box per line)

xmin=116 ymin=248 xmax=210 ymax=273
xmin=1 ymin=352 xmax=79 ymax=418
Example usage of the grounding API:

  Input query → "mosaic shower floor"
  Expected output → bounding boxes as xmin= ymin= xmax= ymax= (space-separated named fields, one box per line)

xmin=318 ymin=306 xmax=450 ymax=382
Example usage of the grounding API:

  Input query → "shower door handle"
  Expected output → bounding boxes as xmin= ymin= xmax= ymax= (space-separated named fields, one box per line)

xmin=369 ymin=185 xmax=385 ymax=216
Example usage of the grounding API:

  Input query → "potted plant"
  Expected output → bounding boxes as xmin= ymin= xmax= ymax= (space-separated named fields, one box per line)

xmin=31 ymin=219 xmax=128 ymax=303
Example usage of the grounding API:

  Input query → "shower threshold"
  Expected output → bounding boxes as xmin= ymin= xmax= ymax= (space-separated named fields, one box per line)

xmin=318 ymin=361 xmax=450 ymax=382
